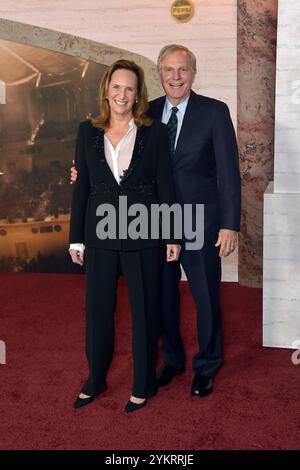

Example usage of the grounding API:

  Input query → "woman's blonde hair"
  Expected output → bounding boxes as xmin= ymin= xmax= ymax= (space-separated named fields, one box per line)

xmin=91 ymin=59 xmax=152 ymax=129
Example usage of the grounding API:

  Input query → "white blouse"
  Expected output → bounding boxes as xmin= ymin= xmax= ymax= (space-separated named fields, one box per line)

xmin=104 ymin=118 xmax=137 ymax=183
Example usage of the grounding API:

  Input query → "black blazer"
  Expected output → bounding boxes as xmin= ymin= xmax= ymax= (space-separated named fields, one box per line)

xmin=69 ymin=119 xmax=178 ymax=250
xmin=149 ymin=91 xmax=241 ymax=244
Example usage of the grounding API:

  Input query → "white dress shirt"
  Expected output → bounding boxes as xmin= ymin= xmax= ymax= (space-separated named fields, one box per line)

xmin=70 ymin=119 xmax=137 ymax=253
xmin=161 ymin=94 xmax=190 ymax=150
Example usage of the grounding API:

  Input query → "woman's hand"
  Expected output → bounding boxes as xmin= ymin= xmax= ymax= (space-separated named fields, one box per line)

xmin=69 ymin=249 xmax=84 ymax=266
xmin=70 ymin=160 xmax=78 ymax=184
xmin=166 ymin=244 xmax=181 ymax=262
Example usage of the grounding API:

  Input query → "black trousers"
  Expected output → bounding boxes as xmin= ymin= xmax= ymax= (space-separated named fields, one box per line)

xmin=81 ymin=246 xmax=161 ymax=398
xmin=160 ymin=243 xmax=223 ymax=377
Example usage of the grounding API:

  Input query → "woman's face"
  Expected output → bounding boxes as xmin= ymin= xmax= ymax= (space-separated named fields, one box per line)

xmin=107 ymin=68 xmax=138 ymax=118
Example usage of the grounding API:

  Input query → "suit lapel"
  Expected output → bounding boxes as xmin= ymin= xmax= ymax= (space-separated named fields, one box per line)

xmin=93 ymin=125 xmax=147 ymax=185
xmin=120 ymin=125 xmax=147 ymax=183
xmin=93 ymin=128 xmax=119 ymax=186
xmin=173 ymin=91 xmax=202 ymax=162
xmin=150 ymin=93 xmax=205 ymax=163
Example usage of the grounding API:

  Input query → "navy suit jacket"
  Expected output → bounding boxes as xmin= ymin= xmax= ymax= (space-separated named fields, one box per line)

xmin=149 ymin=90 xmax=241 ymax=244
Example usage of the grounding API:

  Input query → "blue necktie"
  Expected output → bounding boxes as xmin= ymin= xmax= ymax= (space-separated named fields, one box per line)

xmin=167 ymin=106 xmax=178 ymax=154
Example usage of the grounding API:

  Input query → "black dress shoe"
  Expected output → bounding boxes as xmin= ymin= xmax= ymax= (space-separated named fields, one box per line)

xmin=156 ymin=364 xmax=185 ymax=387
xmin=191 ymin=374 xmax=213 ymax=397
xmin=124 ymin=399 xmax=147 ymax=413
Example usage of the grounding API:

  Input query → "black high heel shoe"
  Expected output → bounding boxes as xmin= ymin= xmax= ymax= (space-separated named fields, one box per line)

xmin=124 ymin=398 xmax=147 ymax=413
xmin=73 ymin=395 xmax=94 ymax=409
xmin=73 ymin=384 xmax=107 ymax=409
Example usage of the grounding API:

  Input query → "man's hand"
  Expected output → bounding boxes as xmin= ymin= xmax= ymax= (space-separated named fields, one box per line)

xmin=69 ymin=249 xmax=84 ymax=266
xmin=215 ymin=229 xmax=238 ymax=257
xmin=166 ymin=244 xmax=181 ymax=262
xmin=70 ymin=160 xmax=78 ymax=184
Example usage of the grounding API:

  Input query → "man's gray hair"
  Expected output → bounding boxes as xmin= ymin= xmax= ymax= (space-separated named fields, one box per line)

xmin=157 ymin=44 xmax=197 ymax=74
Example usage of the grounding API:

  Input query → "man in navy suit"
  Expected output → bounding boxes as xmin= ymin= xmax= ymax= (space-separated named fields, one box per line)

xmin=151 ymin=45 xmax=241 ymax=397
xmin=71 ymin=45 xmax=241 ymax=397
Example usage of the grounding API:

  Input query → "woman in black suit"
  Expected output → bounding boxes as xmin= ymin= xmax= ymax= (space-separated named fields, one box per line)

xmin=69 ymin=59 xmax=180 ymax=413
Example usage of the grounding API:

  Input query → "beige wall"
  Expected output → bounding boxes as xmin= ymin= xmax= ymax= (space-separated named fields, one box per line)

xmin=0 ymin=0 xmax=237 ymax=124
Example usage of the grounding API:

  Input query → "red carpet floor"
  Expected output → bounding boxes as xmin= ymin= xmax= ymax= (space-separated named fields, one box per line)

xmin=0 ymin=273 xmax=299 ymax=450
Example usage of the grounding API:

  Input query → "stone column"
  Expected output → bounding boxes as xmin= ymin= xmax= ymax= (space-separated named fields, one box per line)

xmin=263 ymin=0 xmax=300 ymax=348
xmin=237 ymin=0 xmax=278 ymax=287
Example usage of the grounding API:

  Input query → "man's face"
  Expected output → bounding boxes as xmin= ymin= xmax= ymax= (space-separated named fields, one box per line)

xmin=159 ymin=50 xmax=195 ymax=106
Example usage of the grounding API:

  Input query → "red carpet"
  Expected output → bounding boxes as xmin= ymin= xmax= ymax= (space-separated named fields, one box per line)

xmin=0 ymin=273 xmax=299 ymax=450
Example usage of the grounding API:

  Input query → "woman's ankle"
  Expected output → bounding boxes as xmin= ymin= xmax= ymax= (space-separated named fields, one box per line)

xmin=130 ymin=395 xmax=146 ymax=404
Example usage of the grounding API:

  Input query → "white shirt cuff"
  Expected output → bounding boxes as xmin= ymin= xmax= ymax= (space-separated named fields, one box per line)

xmin=69 ymin=243 xmax=85 ymax=252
